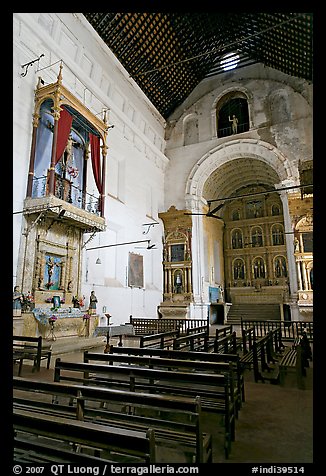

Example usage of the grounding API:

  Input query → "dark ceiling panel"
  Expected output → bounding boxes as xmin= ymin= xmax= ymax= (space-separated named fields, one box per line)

xmin=83 ymin=12 xmax=313 ymax=119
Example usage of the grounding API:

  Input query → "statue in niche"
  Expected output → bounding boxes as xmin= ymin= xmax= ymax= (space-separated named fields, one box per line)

xmin=253 ymin=258 xmax=265 ymax=279
xmin=44 ymin=255 xmax=61 ymax=290
xmin=229 ymin=114 xmax=238 ymax=134
xmin=174 ymin=271 xmax=183 ymax=294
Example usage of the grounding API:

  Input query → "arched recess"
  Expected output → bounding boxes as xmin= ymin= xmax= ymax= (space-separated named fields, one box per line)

xmin=183 ymin=113 xmax=199 ymax=146
xmin=184 ymin=139 xmax=298 ymax=309
xmin=211 ymin=86 xmax=254 ymax=138
xmin=185 ymin=139 xmax=297 ymax=201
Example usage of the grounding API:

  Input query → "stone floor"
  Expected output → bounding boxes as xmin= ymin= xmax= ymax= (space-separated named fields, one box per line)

xmin=13 ymin=334 xmax=313 ymax=465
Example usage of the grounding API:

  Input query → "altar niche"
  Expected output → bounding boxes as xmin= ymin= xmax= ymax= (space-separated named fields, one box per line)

xmin=159 ymin=213 xmax=193 ymax=303
xmin=44 ymin=254 xmax=62 ymax=290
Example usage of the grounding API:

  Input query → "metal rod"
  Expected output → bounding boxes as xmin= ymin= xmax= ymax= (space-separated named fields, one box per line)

xmin=13 ymin=206 xmax=62 ymax=215
xmin=86 ymin=239 xmax=150 ymax=251
xmin=206 ymin=183 xmax=313 ymax=204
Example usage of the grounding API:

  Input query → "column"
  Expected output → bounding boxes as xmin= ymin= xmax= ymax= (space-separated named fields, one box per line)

xmin=26 ymin=112 xmax=40 ymax=197
xmin=301 ymin=261 xmax=309 ymax=291
xmin=278 ymin=190 xmax=298 ymax=296
xmin=100 ymin=142 xmax=108 ymax=216
xmin=296 ymin=261 xmax=303 ymax=290
xmin=48 ymin=67 xmax=63 ymax=196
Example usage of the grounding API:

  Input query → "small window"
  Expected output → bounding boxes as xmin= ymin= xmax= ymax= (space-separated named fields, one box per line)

xmin=220 ymin=52 xmax=240 ymax=71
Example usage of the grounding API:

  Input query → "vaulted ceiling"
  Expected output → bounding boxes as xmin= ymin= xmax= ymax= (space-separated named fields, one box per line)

xmin=83 ymin=12 xmax=313 ymax=120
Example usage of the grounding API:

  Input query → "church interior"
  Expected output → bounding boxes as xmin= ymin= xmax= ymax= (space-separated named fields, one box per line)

xmin=12 ymin=12 xmax=313 ymax=466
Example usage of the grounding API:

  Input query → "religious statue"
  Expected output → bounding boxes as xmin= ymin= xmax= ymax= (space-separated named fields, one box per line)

xmin=89 ymin=291 xmax=98 ymax=315
xmin=229 ymin=114 xmax=238 ymax=134
xmin=72 ymin=295 xmax=80 ymax=308
xmin=13 ymin=285 xmax=23 ymax=317
xmin=294 ymin=238 xmax=300 ymax=252
xmin=174 ymin=272 xmax=183 ymax=294
xmin=45 ymin=256 xmax=60 ymax=289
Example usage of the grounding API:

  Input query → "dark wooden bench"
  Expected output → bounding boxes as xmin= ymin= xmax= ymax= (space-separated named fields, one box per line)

xmin=186 ymin=324 xmax=209 ymax=335
xmin=13 ymin=335 xmax=52 ymax=376
xmin=85 ymin=349 xmax=242 ymax=415
xmin=107 ymin=345 xmax=246 ymax=411
xmin=139 ymin=329 xmax=180 ymax=349
xmin=241 ymin=326 xmax=256 ymax=354
xmin=54 ymin=357 xmax=236 ymax=458
xmin=173 ymin=331 xmax=209 ymax=351
xmin=279 ymin=337 xmax=310 ymax=389
xmin=241 ymin=318 xmax=313 ymax=343
xmin=13 ymin=376 xmax=212 ymax=463
xmin=129 ymin=316 xmax=208 ymax=336
xmin=215 ymin=324 xmax=241 ymax=347
xmin=13 ymin=406 xmax=156 ymax=463
xmin=240 ymin=330 xmax=281 ymax=383
xmin=214 ymin=329 xmax=238 ymax=354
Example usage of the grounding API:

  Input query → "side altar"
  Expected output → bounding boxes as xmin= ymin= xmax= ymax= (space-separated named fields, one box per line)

xmin=16 ymin=307 xmax=99 ymax=340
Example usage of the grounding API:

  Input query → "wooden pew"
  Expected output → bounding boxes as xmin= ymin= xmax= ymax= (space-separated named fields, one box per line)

xmin=13 ymin=376 xmax=212 ymax=463
xmin=13 ymin=335 xmax=52 ymax=376
xmin=186 ymin=325 xmax=209 ymax=335
xmin=107 ymin=345 xmax=246 ymax=409
xmin=240 ymin=329 xmax=281 ymax=383
xmin=279 ymin=336 xmax=310 ymax=389
xmin=214 ymin=329 xmax=238 ymax=354
xmin=139 ymin=329 xmax=180 ymax=349
xmin=13 ymin=407 xmax=156 ymax=463
xmin=129 ymin=316 xmax=208 ymax=336
xmin=54 ymin=358 xmax=235 ymax=458
xmin=241 ymin=318 xmax=313 ymax=343
xmin=173 ymin=331 xmax=209 ymax=351
xmin=241 ymin=326 xmax=256 ymax=354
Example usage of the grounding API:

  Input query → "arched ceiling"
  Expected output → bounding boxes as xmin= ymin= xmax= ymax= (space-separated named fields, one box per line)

xmin=202 ymin=157 xmax=280 ymax=213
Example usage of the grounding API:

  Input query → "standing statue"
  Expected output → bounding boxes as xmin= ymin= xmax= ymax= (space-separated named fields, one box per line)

xmin=229 ymin=114 xmax=238 ymax=134
xmin=89 ymin=290 xmax=98 ymax=315
xmin=13 ymin=285 xmax=23 ymax=317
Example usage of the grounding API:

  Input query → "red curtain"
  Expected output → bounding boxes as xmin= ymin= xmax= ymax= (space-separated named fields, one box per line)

xmin=89 ymin=133 xmax=102 ymax=195
xmin=55 ymin=107 xmax=73 ymax=165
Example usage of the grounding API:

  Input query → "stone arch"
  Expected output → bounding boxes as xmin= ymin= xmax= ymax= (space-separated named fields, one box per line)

xmin=185 ymin=139 xmax=297 ymax=203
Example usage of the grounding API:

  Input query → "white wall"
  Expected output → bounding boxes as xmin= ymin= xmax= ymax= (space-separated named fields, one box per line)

xmin=164 ymin=64 xmax=312 ymax=211
xmin=13 ymin=13 xmax=168 ymax=324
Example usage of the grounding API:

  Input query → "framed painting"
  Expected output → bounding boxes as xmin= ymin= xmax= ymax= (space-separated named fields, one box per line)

xmin=128 ymin=253 xmax=144 ymax=288
xmin=53 ymin=295 xmax=61 ymax=309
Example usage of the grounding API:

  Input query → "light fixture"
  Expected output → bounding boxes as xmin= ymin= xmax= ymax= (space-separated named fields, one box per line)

xmin=96 ymin=257 xmax=101 ymax=264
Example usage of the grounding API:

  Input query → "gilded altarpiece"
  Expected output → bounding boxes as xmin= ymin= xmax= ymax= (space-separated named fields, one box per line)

xmin=158 ymin=206 xmax=193 ymax=319
xmin=15 ymin=65 xmax=108 ymax=337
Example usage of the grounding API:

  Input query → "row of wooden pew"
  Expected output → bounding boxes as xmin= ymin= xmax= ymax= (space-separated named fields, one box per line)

xmin=13 ymin=321 xmax=312 ymax=463
xmin=13 ymin=342 xmax=248 ymax=463
xmin=138 ymin=324 xmax=240 ymax=354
